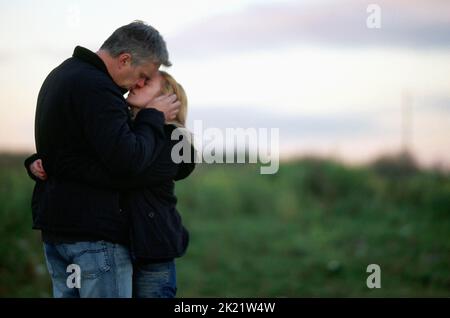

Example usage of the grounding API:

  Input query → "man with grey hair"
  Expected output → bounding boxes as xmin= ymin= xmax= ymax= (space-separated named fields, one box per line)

xmin=26 ymin=21 xmax=179 ymax=297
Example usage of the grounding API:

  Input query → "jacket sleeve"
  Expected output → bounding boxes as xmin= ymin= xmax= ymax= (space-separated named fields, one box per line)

xmin=24 ymin=153 xmax=41 ymax=182
xmin=52 ymin=131 xmax=192 ymax=189
xmin=174 ymin=143 xmax=197 ymax=181
xmin=25 ymin=151 xmax=174 ymax=190
xmin=55 ymin=134 xmax=196 ymax=189
xmin=76 ymin=76 xmax=166 ymax=178
xmin=31 ymin=125 xmax=196 ymax=190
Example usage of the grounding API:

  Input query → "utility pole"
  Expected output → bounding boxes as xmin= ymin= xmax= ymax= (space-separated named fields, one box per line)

xmin=401 ymin=90 xmax=413 ymax=154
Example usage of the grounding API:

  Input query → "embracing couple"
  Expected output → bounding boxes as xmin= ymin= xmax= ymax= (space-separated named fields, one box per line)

xmin=24 ymin=21 xmax=196 ymax=298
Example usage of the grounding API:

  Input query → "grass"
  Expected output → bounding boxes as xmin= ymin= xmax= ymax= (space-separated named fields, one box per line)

xmin=0 ymin=153 xmax=449 ymax=297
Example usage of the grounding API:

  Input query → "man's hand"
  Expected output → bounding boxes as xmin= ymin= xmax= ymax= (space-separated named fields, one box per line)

xmin=145 ymin=93 xmax=180 ymax=122
xmin=30 ymin=159 xmax=47 ymax=180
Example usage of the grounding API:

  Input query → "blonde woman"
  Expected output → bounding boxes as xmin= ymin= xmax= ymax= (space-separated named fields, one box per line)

xmin=26 ymin=71 xmax=195 ymax=298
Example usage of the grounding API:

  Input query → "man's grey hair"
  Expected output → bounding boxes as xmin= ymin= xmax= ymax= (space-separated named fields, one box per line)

xmin=100 ymin=20 xmax=171 ymax=67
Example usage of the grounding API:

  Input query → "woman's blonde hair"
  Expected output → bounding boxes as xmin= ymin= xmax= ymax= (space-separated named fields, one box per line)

xmin=160 ymin=71 xmax=188 ymax=127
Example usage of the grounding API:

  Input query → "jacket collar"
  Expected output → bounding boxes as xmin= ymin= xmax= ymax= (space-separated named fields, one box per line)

xmin=72 ymin=46 xmax=128 ymax=94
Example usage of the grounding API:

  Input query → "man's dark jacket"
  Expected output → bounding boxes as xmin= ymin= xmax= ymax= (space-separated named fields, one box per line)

xmin=26 ymin=124 xmax=196 ymax=260
xmin=30 ymin=46 xmax=167 ymax=245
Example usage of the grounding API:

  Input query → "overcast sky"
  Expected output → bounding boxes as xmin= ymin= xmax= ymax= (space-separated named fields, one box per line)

xmin=0 ymin=0 xmax=449 ymax=167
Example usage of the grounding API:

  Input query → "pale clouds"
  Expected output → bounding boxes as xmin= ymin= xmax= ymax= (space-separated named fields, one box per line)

xmin=168 ymin=0 xmax=450 ymax=59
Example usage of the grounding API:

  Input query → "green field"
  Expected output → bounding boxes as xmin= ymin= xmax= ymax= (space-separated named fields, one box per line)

xmin=0 ymin=153 xmax=449 ymax=297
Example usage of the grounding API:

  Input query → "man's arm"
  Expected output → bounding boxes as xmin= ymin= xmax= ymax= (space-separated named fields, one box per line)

xmin=61 ymin=135 xmax=196 ymax=188
xmin=75 ymin=76 xmax=178 ymax=177
xmin=26 ymin=152 xmax=173 ymax=189
xmin=25 ymin=128 xmax=196 ymax=189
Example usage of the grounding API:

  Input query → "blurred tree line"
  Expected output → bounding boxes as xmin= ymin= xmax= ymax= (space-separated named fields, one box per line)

xmin=0 ymin=152 xmax=449 ymax=297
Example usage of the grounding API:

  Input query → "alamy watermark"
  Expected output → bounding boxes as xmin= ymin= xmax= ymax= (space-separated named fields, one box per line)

xmin=66 ymin=3 xmax=81 ymax=30
xmin=366 ymin=264 xmax=381 ymax=289
xmin=66 ymin=264 xmax=81 ymax=289
xmin=366 ymin=4 xmax=382 ymax=29
xmin=171 ymin=120 xmax=280 ymax=175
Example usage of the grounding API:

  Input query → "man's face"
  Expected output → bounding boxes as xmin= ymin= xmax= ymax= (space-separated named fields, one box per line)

xmin=113 ymin=54 xmax=160 ymax=91
xmin=127 ymin=71 xmax=163 ymax=108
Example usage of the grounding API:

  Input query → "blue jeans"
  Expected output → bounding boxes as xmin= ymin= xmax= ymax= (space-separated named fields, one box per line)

xmin=133 ymin=260 xmax=177 ymax=298
xmin=43 ymin=241 xmax=133 ymax=298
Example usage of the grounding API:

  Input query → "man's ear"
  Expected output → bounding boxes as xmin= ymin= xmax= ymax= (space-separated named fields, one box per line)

xmin=118 ymin=53 xmax=132 ymax=68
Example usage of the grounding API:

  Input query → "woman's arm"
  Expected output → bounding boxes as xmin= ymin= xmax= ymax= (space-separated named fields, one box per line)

xmin=26 ymin=145 xmax=178 ymax=190
xmin=174 ymin=142 xmax=197 ymax=181
xmin=58 ymin=151 xmax=178 ymax=189
xmin=27 ymin=128 xmax=196 ymax=189
xmin=57 ymin=126 xmax=196 ymax=188
xmin=24 ymin=153 xmax=44 ymax=182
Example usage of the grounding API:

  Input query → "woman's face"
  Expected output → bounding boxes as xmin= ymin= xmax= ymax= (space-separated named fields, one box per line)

xmin=127 ymin=72 xmax=163 ymax=108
